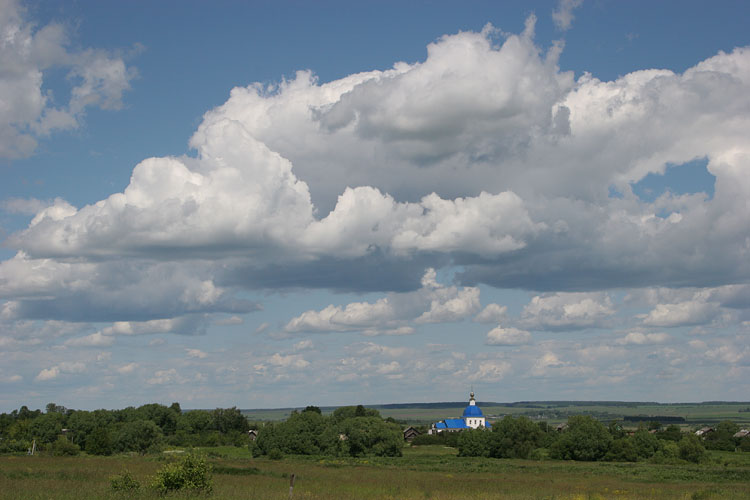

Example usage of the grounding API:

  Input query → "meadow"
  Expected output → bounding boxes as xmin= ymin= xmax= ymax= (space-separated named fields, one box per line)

xmin=2 ymin=446 xmax=749 ymax=500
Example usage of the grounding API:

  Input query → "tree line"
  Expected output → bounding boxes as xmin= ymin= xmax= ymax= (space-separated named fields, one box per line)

xmin=251 ymin=405 xmax=404 ymax=458
xmin=0 ymin=402 xmax=252 ymax=455
xmin=451 ymin=415 xmax=750 ymax=463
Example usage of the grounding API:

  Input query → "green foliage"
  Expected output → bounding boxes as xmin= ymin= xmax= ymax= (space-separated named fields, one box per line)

xmin=704 ymin=421 xmax=740 ymax=451
xmin=254 ymin=406 xmax=402 ymax=458
xmin=110 ymin=470 xmax=141 ymax=492
xmin=114 ymin=419 xmax=163 ymax=454
xmin=50 ymin=435 xmax=80 ymax=456
xmin=632 ymin=429 xmax=662 ymax=459
xmin=339 ymin=416 xmax=404 ymax=457
xmin=457 ymin=429 xmax=490 ymax=457
xmin=411 ymin=433 xmax=450 ymax=446
xmin=85 ymin=426 xmax=113 ymax=455
xmin=549 ymin=415 xmax=613 ymax=461
xmin=605 ymin=438 xmax=638 ymax=462
xmin=679 ymin=434 xmax=707 ymax=463
xmin=489 ymin=415 xmax=543 ymax=459
xmin=150 ymin=454 xmax=213 ymax=495
xmin=660 ymin=424 xmax=683 ymax=442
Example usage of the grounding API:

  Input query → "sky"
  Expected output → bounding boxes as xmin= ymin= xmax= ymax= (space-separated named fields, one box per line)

xmin=1 ymin=0 xmax=749 ymax=412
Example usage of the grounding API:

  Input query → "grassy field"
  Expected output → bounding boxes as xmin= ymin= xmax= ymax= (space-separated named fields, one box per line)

xmin=2 ymin=446 xmax=749 ymax=499
xmin=241 ymin=402 xmax=750 ymax=427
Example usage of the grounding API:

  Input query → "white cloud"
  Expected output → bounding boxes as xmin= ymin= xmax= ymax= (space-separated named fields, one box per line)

xmin=116 ymin=362 xmax=138 ymax=374
xmin=353 ymin=342 xmax=411 ymax=358
xmin=616 ymin=332 xmax=671 ymax=345
xmin=642 ymin=291 xmax=720 ymax=327
xmin=531 ymin=352 xmax=565 ymax=377
xmin=263 ymin=353 xmax=310 ymax=370
xmin=147 ymin=368 xmax=186 ymax=385
xmin=284 ymin=268 xmax=479 ymax=334
xmin=35 ymin=366 xmax=59 ymax=381
xmin=293 ymin=339 xmax=314 ymax=351
xmin=474 ymin=303 xmax=508 ymax=323
xmin=467 ymin=360 xmax=511 ymax=382
xmin=216 ymin=315 xmax=244 ymax=326
xmin=0 ymin=0 xmax=136 ymax=159
xmin=1 ymin=19 xmax=750 ymax=336
xmin=65 ymin=332 xmax=115 ymax=347
xmin=186 ymin=348 xmax=208 ymax=359
xmin=486 ymin=326 xmax=532 ymax=346
xmin=521 ymin=292 xmax=615 ymax=331
xmin=552 ymin=0 xmax=584 ymax=31
xmin=34 ymin=361 xmax=85 ymax=381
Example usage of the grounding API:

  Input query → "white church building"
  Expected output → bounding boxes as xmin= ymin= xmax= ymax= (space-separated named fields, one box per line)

xmin=429 ymin=391 xmax=491 ymax=434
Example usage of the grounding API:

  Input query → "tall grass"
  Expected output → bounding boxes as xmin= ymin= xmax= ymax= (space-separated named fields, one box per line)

xmin=1 ymin=447 xmax=749 ymax=499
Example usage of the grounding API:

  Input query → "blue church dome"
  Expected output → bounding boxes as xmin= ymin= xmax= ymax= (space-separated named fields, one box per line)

xmin=462 ymin=404 xmax=484 ymax=417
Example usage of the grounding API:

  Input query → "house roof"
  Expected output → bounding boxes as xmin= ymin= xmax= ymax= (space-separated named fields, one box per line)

xmin=444 ymin=418 xmax=468 ymax=429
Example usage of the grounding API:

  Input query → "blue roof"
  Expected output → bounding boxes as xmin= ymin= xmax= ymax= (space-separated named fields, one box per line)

xmin=462 ymin=404 xmax=484 ymax=417
xmin=435 ymin=422 xmax=447 ymax=429
xmin=444 ymin=418 xmax=468 ymax=429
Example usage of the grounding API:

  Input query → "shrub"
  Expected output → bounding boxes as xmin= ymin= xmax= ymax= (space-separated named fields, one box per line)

xmin=151 ymin=454 xmax=213 ymax=495
xmin=549 ymin=415 xmax=613 ymax=461
xmin=679 ymin=434 xmax=706 ymax=463
xmin=86 ymin=426 xmax=113 ymax=455
xmin=50 ymin=435 xmax=80 ymax=456
xmin=489 ymin=416 xmax=543 ymax=459
xmin=110 ymin=470 xmax=141 ymax=492
xmin=604 ymin=438 xmax=637 ymax=462
xmin=457 ymin=429 xmax=490 ymax=457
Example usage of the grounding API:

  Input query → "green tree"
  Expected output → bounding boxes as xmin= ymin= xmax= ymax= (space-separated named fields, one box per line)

xmin=50 ymin=435 xmax=80 ymax=456
xmin=604 ymin=438 xmax=638 ymax=462
xmin=704 ymin=421 xmax=739 ymax=451
xmin=678 ymin=434 xmax=706 ymax=463
xmin=86 ymin=426 xmax=114 ymax=455
xmin=30 ymin=412 xmax=64 ymax=444
xmin=115 ymin=420 xmax=163 ymax=454
xmin=489 ymin=416 xmax=543 ymax=459
xmin=458 ymin=429 xmax=490 ymax=457
xmin=632 ymin=429 xmax=662 ymax=459
xmin=549 ymin=415 xmax=613 ymax=461
xmin=339 ymin=416 xmax=403 ymax=457
xmin=659 ymin=424 xmax=682 ymax=442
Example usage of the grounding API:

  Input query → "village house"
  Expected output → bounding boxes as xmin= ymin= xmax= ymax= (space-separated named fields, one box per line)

xmin=403 ymin=426 xmax=420 ymax=442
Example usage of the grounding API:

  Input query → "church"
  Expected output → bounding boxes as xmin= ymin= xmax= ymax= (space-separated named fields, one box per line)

xmin=428 ymin=391 xmax=491 ymax=434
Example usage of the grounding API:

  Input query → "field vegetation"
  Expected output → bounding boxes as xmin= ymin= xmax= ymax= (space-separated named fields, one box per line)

xmin=2 ymin=401 xmax=750 ymax=499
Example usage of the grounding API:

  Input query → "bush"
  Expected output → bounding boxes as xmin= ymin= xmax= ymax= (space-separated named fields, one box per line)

xmin=151 ymin=454 xmax=213 ymax=495
xmin=50 ymin=435 xmax=80 ymax=456
xmin=86 ymin=426 xmax=113 ymax=455
xmin=110 ymin=470 xmax=141 ymax=492
xmin=549 ymin=415 xmax=612 ymax=461
xmin=457 ymin=429 xmax=490 ymax=457
xmin=604 ymin=438 xmax=638 ymax=462
xmin=489 ymin=416 xmax=543 ymax=459
xmin=679 ymin=434 xmax=706 ymax=463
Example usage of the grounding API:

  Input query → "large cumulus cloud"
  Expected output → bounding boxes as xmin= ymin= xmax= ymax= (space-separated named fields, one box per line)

xmin=2 ymin=18 xmax=750 ymax=326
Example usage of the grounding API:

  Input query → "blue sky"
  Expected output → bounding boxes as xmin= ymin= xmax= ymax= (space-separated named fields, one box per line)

xmin=1 ymin=0 xmax=749 ymax=412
